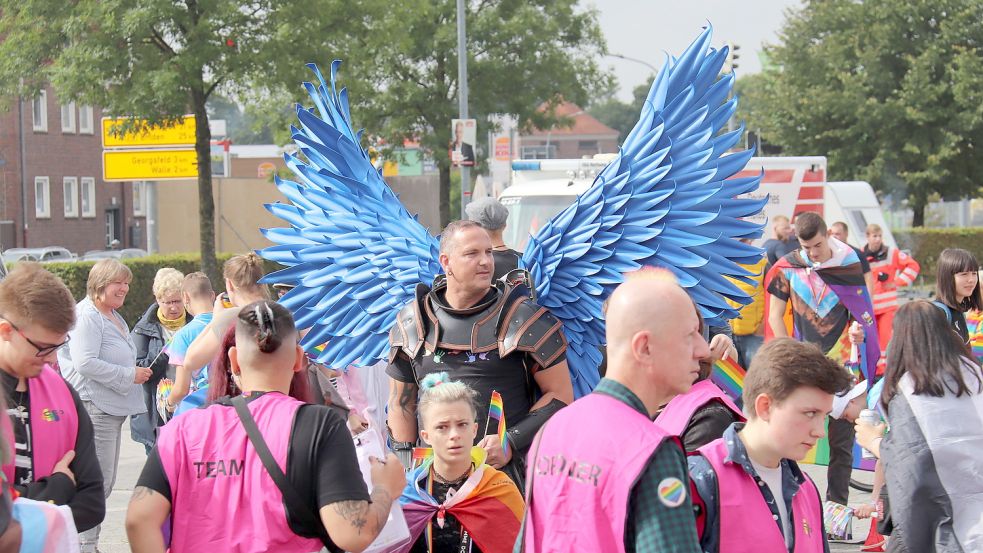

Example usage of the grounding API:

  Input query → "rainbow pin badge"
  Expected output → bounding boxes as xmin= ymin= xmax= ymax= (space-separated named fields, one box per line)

xmin=657 ymin=477 xmax=686 ymax=508
xmin=41 ymin=408 xmax=60 ymax=422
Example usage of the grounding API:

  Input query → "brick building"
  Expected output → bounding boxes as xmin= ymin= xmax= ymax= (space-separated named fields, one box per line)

xmin=0 ymin=85 xmax=144 ymax=254
xmin=520 ymin=102 xmax=619 ymax=160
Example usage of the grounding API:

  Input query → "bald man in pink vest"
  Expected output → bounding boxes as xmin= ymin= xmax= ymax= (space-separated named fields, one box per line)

xmin=688 ymin=338 xmax=852 ymax=552
xmin=519 ymin=268 xmax=707 ymax=553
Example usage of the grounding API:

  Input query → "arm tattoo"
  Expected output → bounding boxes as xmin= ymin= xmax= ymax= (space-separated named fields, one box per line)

xmin=332 ymin=487 xmax=394 ymax=535
xmin=397 ymin=382 xmax=418 ymax=418
xmin=332 ymin=500 xmax=368 ymax=533
xmin=130 ymin=485 xmax=158 ymax=503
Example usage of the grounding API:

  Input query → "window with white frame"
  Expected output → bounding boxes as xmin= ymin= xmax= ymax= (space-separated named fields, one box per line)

xmin=31 ymin=91 xmax=47 ymax=132
xmin=61 ymin=102 xmax=76 ymax=133
xmin=80 ymin=177 xmax=96 ymax=218
xmin=133 ymin=182 xmax=147 ymax=216
xmin=63 ymin=177 xmax=79 ymax=217
xmin=79 ymin=105 xmax=94 ymax=134
xmin=34 ymin=177 xmax=50 ymax=218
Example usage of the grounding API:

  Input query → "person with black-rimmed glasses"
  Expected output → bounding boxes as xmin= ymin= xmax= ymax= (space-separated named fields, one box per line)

xmin=0 ymin=263 xmax=105 ymax=539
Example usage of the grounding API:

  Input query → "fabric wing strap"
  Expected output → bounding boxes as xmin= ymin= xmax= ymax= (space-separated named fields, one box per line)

xmin=230 ymin=395 xmax=327 ymax=543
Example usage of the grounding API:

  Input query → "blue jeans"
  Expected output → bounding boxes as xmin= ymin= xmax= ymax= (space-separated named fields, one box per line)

xmin=734 ymin=334 xmax=763 ymax=369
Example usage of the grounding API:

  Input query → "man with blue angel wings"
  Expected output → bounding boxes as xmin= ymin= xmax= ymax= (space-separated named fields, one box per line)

xmin=387 ymin=220 xmax=573 ymax=487
xmin=259 ymin=26 xmax=768 ymax=522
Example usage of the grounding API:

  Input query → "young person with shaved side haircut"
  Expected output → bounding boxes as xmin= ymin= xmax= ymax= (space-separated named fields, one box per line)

xmin=519 ymin=269 xmax=706 ymax=552
xmin=127 ymin=301 xmax=406 ymax=553
xmin=387 ymin=220 xmax=573 ymax=488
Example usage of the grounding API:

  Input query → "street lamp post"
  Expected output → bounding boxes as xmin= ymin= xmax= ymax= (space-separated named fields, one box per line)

xmin=456 ymin=0 xmax=470 ymax=219
xmin=604 ymin=52 xmax=658 ymax=74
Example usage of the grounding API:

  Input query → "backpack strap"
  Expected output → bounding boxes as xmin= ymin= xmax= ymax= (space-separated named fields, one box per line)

xmin=231 ymin=395 xmax=329 ymax=545
xmin=931 ymin=300 xmax=953 ymax=323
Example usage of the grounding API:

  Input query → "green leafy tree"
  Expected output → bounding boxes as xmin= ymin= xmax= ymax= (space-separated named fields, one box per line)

xmin=0 ymin=0 xmax=347 ymax=279
xmin=588 ymin=75 xmax=655 ymax=144
xmin=258 ymin=0 xmax=611 ymax=227
xmin=737 ymin=0 xmax=983 ymax=226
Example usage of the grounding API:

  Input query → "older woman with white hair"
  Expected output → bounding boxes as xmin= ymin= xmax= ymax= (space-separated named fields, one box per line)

xmin=59 ymin=258 xmax=151 ymax=553
xmin=131 ymin=267 xmax=190 ymax=450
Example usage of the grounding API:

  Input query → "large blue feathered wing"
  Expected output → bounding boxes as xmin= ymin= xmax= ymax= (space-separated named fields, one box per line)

xmin=258 ymin=61 xmax=441 ymax=367
xmin=522 ymin=26 xmax=768 ymax=397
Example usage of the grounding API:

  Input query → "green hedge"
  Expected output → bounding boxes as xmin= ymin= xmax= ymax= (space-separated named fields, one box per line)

xmin=28 ymin=253 xmax=283 ymax=327
xmin=894 ymin=228 xmax=983 ymax=285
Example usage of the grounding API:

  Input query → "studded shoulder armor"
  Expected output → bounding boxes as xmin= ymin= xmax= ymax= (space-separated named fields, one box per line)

xmin=388 ymin=283 xmax=429 ymax=363
xmin=498 ymin=295 xmax=567 ymax=368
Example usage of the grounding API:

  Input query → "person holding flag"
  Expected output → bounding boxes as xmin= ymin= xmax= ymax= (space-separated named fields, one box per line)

xmin=399 ymin=372 xmax=523 ymax=553
xmin=766 ymin=212 xmax=877 ymax=510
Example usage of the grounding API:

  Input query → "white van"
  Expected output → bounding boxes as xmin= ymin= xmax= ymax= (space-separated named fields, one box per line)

xmin=500 ymin=156 xmax=895 ymax=251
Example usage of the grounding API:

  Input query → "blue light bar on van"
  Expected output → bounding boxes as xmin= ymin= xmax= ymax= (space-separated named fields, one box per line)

xmin=511 ymin=161 xmax=541 ymax=171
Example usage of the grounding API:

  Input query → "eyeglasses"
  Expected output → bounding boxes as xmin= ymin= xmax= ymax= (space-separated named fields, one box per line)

xmin=3 ymin=319 xmax=69 ymax=357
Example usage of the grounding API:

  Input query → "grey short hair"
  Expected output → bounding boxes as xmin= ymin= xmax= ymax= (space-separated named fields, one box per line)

xmin=439 ymin=220 xmax=484 ymax=254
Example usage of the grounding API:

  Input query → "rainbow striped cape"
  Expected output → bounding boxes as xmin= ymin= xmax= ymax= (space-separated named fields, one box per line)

xmin=397 ymin=447 xmax=524 ymax=553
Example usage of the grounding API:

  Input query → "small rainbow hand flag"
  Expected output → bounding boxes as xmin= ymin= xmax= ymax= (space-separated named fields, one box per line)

xmin=487 ymin=391 xmax=509 ymax=457
xmin=412 ymin=447 xmax=434 ymax=469
xmin=710 ymin=357 xmax=746 ymax=402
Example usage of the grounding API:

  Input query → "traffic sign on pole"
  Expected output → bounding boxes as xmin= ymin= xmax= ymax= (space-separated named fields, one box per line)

xmin=101 ymin=116 xmax=196 ymax=149
xmin=103 ymin=149 xmax=198 ymax=181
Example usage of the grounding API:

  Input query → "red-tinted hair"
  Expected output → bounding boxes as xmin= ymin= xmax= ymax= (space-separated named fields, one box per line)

xmin=206 ymin=324 xmax=312 ymax=404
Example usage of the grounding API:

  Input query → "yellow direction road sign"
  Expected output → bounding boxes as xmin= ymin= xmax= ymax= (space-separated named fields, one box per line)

xmin=103 ymin=149 xmax=198 ymax=181
xmin=102 ymin=116 xmax=196 ymax=148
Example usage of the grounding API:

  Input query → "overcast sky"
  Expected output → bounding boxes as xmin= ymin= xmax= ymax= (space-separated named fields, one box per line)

xmin=589 ymin=0 xmax=803 ymax=100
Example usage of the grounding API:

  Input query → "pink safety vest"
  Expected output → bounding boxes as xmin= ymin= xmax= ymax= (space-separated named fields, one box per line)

xmin=3 ymin=365 xmax=79 ymax=483
xmin=522 ymin=392 xmax=677 ymax=553
xmin=156 ymin=392 xmax=323 ymax=553
xmin=656 ymin=379 xmax=745 ymax=437
xmin=697 ymin=438 xmax=825 ymax=553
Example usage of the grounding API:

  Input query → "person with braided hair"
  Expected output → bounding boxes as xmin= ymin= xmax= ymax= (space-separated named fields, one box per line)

xmin=128 ymin=300 xmax=406 ymax=553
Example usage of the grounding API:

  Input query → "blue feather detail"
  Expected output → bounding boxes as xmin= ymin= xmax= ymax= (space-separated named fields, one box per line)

xmin=520 ymin=26 xmax=766 ymax=396
xmin=257 ymin=61 xmax=441 ymax=368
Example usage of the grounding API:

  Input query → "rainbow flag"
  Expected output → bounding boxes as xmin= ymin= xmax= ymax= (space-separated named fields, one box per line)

xmin=710 ymin=357 xmax=745 ymax=402
xmin=411 ymin=447 xmax=433 ymax=469
xmin=487 ymin=391 xmax=509 ymax=457
xmin=398 ymin=447 xmax=524 ymax=553
xmin=800 ymin=418 xmax=877 ymax=471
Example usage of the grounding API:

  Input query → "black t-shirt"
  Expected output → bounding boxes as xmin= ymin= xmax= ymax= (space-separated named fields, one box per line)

xmin=491 ymin=248 xmax=522 ymax=283
xmin=388 ymin=348 xmax=536 ymax=443
xmin=5 ymin=382 xmax=32 ymax=488
xmin=137 ymin=394 xmax=369 ymax=548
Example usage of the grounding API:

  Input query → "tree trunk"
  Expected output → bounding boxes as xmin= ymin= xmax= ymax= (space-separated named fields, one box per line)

xmin=439 ymin=163 xmax=451 ymax=228
xmin=911 ymin=198 xmax=926 ymax=228
xmin=191 ymin=87 xmax=219 ymax=283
